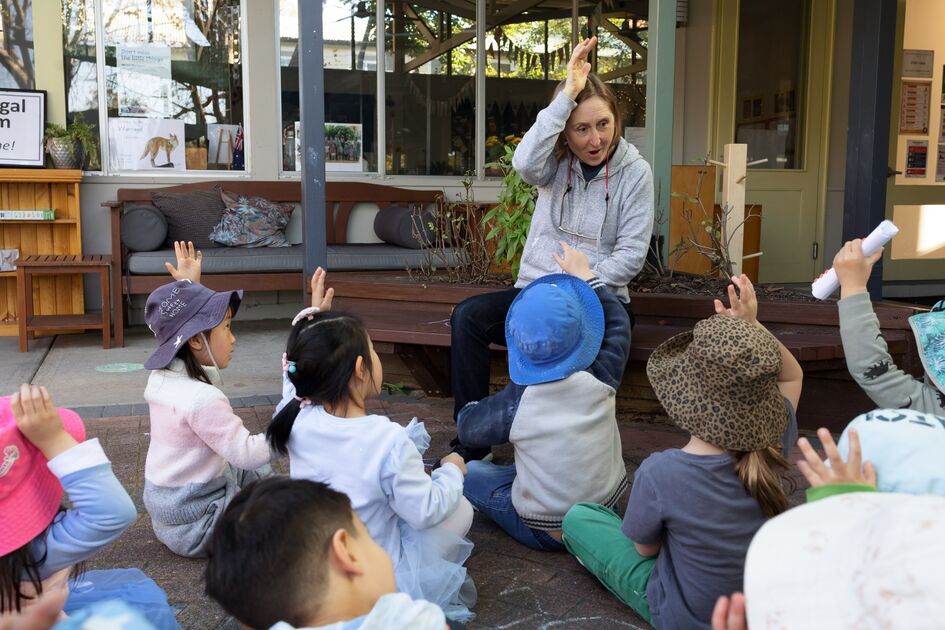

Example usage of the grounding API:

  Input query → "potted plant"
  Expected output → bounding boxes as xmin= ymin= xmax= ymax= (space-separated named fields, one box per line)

xmin=44 ymin=118 xmax=98 ymax=170
xmin=483 ymin=137 xmax=535 ymax=281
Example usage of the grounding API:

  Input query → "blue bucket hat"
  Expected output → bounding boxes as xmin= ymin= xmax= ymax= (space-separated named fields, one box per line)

xmin=909 ymin=299 xmax=945 ymax=394
xmin=143 ymin=280 xmax=242 ymax=370
xmin=505 ymin=273 xmax=604 ymax=386
xmin=836 ymin=408 xmax=945 ymax=496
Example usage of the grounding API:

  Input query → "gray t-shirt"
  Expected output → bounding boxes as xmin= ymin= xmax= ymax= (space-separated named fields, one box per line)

xmin=622 ymin=401 xmax=797 ymax=630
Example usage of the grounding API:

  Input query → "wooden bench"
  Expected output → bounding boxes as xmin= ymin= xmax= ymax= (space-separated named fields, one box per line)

xmin=17 ymin=255 xmax=112 ymax=352
xmin=105 ymin=181 xmax=446 ymax=345
xmin=328 ymin=274 xmax=923 ymax=431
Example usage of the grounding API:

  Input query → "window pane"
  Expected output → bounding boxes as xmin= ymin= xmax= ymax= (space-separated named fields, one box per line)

xmin=102 ymin=0 xmax=244 ymax=172
xmin=485 ymin=2 xmax=648 ymax=175
xmin=63 ymin=0 xmax=101 ymax=170
xmin=0 ymin=0 xmax=35 ymax=89
xmin=279 ymin=0 xmax=377 ymax=173
xmin=735 ymin=0 xmax=809 ymax=169
xmin=384 ymin=3 xmax=475 ymax=175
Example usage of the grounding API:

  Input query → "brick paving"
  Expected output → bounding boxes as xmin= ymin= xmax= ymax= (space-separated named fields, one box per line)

xmin=81 ymin=393 xmax=810 ymax=629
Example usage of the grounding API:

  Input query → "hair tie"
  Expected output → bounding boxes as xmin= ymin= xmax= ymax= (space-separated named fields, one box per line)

xmin=292 ymin=306 xmax=321 ymax=327
xmin=294 ymin=395 xmax=312 ymax=408
xmin=282 ymin=352 xmax=298 ymax=374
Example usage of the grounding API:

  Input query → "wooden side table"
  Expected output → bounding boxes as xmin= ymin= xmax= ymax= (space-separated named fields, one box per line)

xmin=17 ymin=255 xmax=112 ymax=352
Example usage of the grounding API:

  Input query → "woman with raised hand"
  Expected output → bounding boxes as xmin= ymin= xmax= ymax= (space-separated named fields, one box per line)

xmin=450 ymin=36 xmax=654 ymax=460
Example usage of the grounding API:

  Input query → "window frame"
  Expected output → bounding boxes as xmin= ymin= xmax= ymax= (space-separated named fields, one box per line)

xmin=82 ymin=0 xmax=252 ymax=178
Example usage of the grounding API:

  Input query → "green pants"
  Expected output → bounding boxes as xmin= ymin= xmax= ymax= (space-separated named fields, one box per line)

xmin=562 ymin=502 xmax=656 ymax=624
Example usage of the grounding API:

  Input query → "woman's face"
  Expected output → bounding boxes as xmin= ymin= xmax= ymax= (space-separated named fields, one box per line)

xmin=564 ymin=95 xmax=616 ymax=166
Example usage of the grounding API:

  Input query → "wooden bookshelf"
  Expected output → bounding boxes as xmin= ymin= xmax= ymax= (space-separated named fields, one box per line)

xmin=0 ymin=169 xmax=84 ymax=336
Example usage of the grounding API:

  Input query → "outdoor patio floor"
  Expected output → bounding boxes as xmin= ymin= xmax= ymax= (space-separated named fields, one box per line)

xmin=1 ymin=326 xmax=812 ymax=629
xmin=82 ymin=396 xmax=810 ymax=630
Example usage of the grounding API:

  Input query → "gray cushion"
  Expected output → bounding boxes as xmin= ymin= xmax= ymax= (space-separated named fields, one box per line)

xmin=127 ymin=244 xmax=464 ymax=274
xmin=373 ymin=205 xmax=438 ymax=249
xmin=120 ymin=204 xmax=168 ymax=252
xmin=150 ymin=187 xmax=226 ymax=249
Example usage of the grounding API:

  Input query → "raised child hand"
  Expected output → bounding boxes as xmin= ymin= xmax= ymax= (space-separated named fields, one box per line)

xmin=553 ymin=241 xmax=594 ymax=281
xmin=563 ymin=37 xmax=597 ymax=100
xmin=164 ymin=240 xmax=202 ymax=283
xmin=714 ymin=273 xmax=758 ymax=324
xmin=797 ymin=427 xmax=877 ymax=488
xmin=10 ymin=384 xmax=77 ymax=460
xmin=833 ymin=239 xmax=883 ymax=299
xmin=310 ymin=266 xmax=335 ymax=311
xmin=711 ymin=593 xmax=747 ymax=630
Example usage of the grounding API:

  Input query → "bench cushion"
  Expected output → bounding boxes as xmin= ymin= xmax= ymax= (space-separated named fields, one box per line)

xmin=127 ymin=244 xmax=464 ymax=274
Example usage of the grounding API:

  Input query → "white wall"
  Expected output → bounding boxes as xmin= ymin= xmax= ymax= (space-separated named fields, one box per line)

xmin=673 ymin=0 xmax=713 ymax=165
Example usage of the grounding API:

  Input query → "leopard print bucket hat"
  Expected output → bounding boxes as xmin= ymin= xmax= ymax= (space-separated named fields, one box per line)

xmin=646 ymin=315 xmax=787 ymax=451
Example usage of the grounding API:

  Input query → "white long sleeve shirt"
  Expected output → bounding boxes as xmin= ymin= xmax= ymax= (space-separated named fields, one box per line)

xmin=282 ymin=401 xmax=464 ymax=564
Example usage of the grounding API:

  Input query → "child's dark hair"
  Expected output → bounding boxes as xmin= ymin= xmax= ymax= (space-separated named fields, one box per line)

xmin=176 ymin=343 xmax=212 ymax=385
xmin=267 ymin=312 xmax=374 ymax=455
xmin=204 ymin=477 xmax=356 ymax=630
xmin=1 ymin=510 xmax=79 ymax=613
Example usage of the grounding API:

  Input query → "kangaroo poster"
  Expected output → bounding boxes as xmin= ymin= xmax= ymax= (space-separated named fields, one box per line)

xmin=108 ymin=118 xmax=185 ymax=171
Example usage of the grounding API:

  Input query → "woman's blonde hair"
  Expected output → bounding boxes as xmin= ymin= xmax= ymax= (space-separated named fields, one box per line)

xmin=733 ymin=447 xmax=795 ymax=518
xmin=551 ymin=73 xmax=623 ymax=161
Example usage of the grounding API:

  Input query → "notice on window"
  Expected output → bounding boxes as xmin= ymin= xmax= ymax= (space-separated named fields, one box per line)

xmin=902 ymin=49 xmax=934 ymax=78
xmin=937 ymin=145 xmax=945 ymax=183
xmin=900 ymin=81 xmax=932 ymax=134
xmin=108 ymin=118 xmax=186 ymax=171
xmin=905 ymin=139 xmax=929 ymax=178
xmin=117 ymin=45 xmax=172 ymax=117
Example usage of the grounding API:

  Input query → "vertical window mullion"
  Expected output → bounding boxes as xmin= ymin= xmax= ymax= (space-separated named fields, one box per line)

xmin=93 ymin=0 xmax=110 ymax=175
xmin=376 ymin=0 xmax=386 ymax=176
xmin=475 ymin=0 xmax=485 ymax=178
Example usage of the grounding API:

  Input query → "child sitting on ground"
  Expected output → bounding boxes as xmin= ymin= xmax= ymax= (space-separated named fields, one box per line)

xmin=205 ymin=477 xmax=448 ymax=630
xmin=562 ymin=274 xmax=802 ymax=629
xmin=267 ymin=292 xmax=475 ymax=622
xmin=142 ymin=241 xmax=279 ymax=558
xmin=834 ymin=238 xmax=945 ymax=413
xmin=1 ymin=385 xmax=174 ymax=627
xmin=456 ymin=242 xmax=630 ymax=551
xmin=798 ymin=407 xmax=945 ymax=500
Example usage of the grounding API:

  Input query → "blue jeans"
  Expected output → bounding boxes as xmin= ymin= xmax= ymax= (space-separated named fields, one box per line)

xmin=464 ymin=461 xmax=565 ymax=551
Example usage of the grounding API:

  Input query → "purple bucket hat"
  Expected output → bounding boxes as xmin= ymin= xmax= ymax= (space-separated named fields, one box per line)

xmin=144 ymin=280 xmax=242 ymax=370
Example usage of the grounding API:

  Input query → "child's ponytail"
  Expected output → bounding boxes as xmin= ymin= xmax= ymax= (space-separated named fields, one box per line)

xmin=267 ymin=399 xmax=303 ymax=456
xmin=733 ymin=447 xmax=794 ymax=518
xmin=266 ymin=312 xmax=374 ymax=455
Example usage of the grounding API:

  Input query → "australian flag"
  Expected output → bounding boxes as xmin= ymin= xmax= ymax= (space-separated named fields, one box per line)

xmin=231 ymin=124 xmax=245 ymax=170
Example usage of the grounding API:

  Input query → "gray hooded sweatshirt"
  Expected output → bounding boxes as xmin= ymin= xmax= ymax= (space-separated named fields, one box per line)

xmin=512 ymin=91 xmax=655 ymax=302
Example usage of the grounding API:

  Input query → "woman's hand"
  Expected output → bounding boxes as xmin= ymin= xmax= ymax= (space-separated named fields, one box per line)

xmin=310 ymin=266 xmax=334 ymax=311
xmin=714 ymin=274 xmax=759 ymax=325
xmin=10 ymin=384 xmax=78 ymax=460
xmin=164 ymin=241 xmax=202 ymax=283
xmin=553 ymin=241 xmax=594 ymax=280
xmin=563 ymin=37 xmax=597 ymax=100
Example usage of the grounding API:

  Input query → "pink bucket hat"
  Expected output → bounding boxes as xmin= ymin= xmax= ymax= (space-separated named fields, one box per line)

xmin=0 ymin=396 xmax=85 ymax=556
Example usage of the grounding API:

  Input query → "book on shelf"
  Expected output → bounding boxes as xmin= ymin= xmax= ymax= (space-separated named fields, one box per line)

xmin=0 ymin=209 xmax=56 ymax=221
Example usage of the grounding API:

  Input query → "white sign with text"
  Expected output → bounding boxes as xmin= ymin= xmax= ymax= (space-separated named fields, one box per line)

xmin=0 ymin=90 xmax=45 ymax=167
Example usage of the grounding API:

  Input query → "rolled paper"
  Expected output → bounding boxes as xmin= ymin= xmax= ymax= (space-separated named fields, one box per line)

xmin=811 ymin=220 xmax=899 ymax=300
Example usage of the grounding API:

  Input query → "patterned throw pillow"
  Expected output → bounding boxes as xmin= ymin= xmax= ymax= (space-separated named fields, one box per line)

xmin=210 ymin=190 xmax=295 ymax=248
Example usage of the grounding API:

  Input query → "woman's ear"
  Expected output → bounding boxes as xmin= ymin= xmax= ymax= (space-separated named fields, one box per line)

xmin=354 ymin=355 xmax=365 ymax=381
xmin=187 ymin=335 xmax=203 ymax=351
